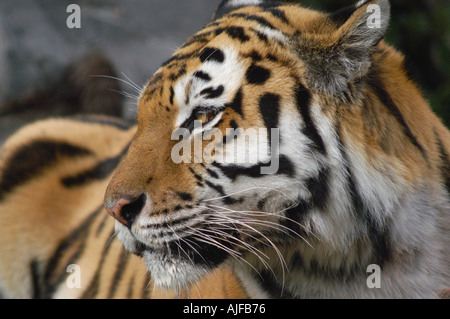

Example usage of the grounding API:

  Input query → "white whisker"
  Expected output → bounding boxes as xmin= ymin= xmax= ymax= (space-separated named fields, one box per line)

xmin=121 ymin=72 xmax=143 ymax=93
xmin=108 ymin=88 xmax=140 ymax=101
xmin=90 ymin=74 xmax=142 ymax=95
xmin=202 ymin=186 xmax=298 ymax=203
xmin=200 ymin=203 xmax=317 ymax=241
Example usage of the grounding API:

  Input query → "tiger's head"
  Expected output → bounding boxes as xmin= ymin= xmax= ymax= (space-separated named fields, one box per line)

xmin=105 ymin=0 xmax=394 ymax=292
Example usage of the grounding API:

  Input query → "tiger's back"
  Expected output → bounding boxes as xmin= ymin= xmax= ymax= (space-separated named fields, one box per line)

xmin=0 ymin=0 xmax=449 ymax=299
xmin=0 ymin=117 xmax=245 ymax=298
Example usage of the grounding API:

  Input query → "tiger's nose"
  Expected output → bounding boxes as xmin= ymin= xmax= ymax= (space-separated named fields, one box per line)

xmin=105 ymin=194 xmax=146 ymax=227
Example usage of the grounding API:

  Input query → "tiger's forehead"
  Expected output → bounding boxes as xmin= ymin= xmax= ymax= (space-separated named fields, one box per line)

xmin=139 ymin=5 xmax=321 ymax=124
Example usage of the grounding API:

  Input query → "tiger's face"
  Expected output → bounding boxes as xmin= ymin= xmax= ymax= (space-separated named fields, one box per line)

xmin=104 ymin=0 xmax=391 ymax=290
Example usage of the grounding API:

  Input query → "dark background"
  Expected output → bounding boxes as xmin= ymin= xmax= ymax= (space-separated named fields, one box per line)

xmin=0 ymin=0 xmax=448 ymax=145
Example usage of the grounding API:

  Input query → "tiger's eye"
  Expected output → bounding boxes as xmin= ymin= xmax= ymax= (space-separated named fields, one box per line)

xmin=195 ymin=109 xmax=217 ymax=124
xmin=195 ymin=110 xmax=208 ymax=124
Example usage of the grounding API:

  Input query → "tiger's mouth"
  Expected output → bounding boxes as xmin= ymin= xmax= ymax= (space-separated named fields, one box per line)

xmin=139 ymin=235 xmax=233 ymax=288
xmin=116 ymin=217 xmax=237 ymax=288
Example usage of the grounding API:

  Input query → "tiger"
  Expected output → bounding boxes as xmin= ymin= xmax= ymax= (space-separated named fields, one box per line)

xmin=0 ymin=0 xmax=448 ymax=299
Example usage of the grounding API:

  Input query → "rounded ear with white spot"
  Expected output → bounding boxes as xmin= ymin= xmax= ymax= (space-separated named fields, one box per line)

xmin=298 ymin=0 xmax=390 ymax=98
xmin=212 ymin=0 xmax=268 ymax=20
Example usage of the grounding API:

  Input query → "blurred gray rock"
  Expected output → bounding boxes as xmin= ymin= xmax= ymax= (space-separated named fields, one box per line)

xmin=0 ymin=0 xmax=221 ymax=120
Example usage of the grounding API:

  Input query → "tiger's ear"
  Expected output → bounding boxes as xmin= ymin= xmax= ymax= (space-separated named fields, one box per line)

xmin=212 ymin=0 xmax=268 ymax=20
xmin=298 ymin=0 xmax=390 ymax=98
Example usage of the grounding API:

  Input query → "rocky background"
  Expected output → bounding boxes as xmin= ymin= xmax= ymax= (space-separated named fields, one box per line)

xmin=0 ymin=0 xmax=220 ymax=144
xmin=0 ymin=0 xmax=448 ymax=144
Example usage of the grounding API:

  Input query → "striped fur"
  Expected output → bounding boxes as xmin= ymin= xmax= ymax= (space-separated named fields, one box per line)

xmin=0 ymin=117 xmax=244 ymax=298
xmin=1 ymin=0 xmax=449 ymax=298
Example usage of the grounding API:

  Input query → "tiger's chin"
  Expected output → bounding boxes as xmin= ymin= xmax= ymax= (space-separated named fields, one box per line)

xmin=142 ymin=249 xmax=208 ymax=289
xmin=115 ymin=223 xmax=232 ymax=289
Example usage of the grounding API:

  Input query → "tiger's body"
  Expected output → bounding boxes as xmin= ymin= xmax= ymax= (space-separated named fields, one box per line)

xmin=0 ymin=0 xmax=449 ymax=298
xmin=0 ymin=117 xmax=245 ymax=298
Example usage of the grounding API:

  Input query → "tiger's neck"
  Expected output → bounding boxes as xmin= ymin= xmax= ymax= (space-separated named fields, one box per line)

xmin=231 ymin=46 xmax=448 ymax=298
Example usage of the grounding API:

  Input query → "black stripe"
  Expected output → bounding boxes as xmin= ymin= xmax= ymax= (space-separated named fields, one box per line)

xmin=227 ymin=89 xmax=244 ymax=117
xmin=266 ymin=54 xmax=278 ymax=62
xmin=277 ymin=155 xmax=295 ymax=176
xmin=176 ymin=192 xmax=193 ymax=201
xmin=289 ymin=252 xmax=359 ymax=283
xmin=107 ymin=249 xmax=130 ymax=298
xmin=169 ymin=86 xmax=175 ymax=105
xmin=229 ymin=119 xmax=239 ymax=130
xmin=245 ymin=14 xmax=276 ymax=30
xmin=144 ymin=214 xmax=200 ymax=230
xmin=306 ymin=168 xmax=330 ymax=210
xmin=206 ymin=168 xmax=219 ymax=179
xmin=211 ymin=155 xmax=294 ymax=180
xmin=193 ymin=71 xmax=212 ymax=82
xmin=127 ymin=275 xmax=135 ymax=298
xmin=280 ymin=168 xmax=329 ymax=236
xmin=146 ymin=72 xmax=163 ymax=87
xmin=43 ymin=206 xmax=104 ymax=297
xmin=61 ymin=142 xmax=131 ymax=188
xmin=199 ymin=47 xmax=225 ymax=63
xmin=295 ymin=83 xmax=327 ymax=155
xmin=221 ymin=127 xmax=238 ymax=145
xmin=30 ymin=259 xmax=42 ymax=299
xmin=204 ymin=180 xmax=236 ymax=205
xmin=180 ymin=36 xmax=209 ymax=49
xmin=143 ymin=86 xmax=160 ymax=102
xmin=161 ymin=48 xmax=202 ymax=68
xmin=184 ymin=28 xmax=225 ymax=46
xmin=168 ymin=65 xmax=187 ymax=82
xmin=44 ymin=239 xmax=86 ymax=298
xmin=258 ymin=93 xmax=280 ymax=143
xmin=246 ymin=64 xmax=271 ymax=85
xmin=368 ymin=73 xmax=426 ymax=158
xmin=0 ymin=140 xmax=93 ymax=201
xmin=61 ymin=156 xmax=120 ymax=187
xmin=281 ymin=200 xmax=310 ymax=237
xmin=229 ymin=13 xmax=276 ymax=30
xmin=257 ymin=270 xmax=296 ymax=299
xmin=225 ymin=26 xmax=250 ymax=42
xmin=200 ymin=85 xmax=224 ymax=99
xmin=81 ymin=228 xmax=116 ymax=298
xmin=180 ymin=27 xmax=224 ymax=49
xmin=336 ymin=129 xmax=391 ymax=267
xmin=205 ymin=180 xmax=237 ymax=205
xmin=250 ymin=28 xmax=269 ymax=42
xmin=174 ymin=232 xmax=234 ymax=268
xmin=212 ymin=162 xmax=261 ymax=181
xmin=266 ymin=8 xmax=290 ymax=24
xmin=435 ymin=130 xmax=450 ymax=193
xmin=189 ymin=167 xmax=203 ymax=182
xmin=243 ymin=50 xmax=263 ymax=61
